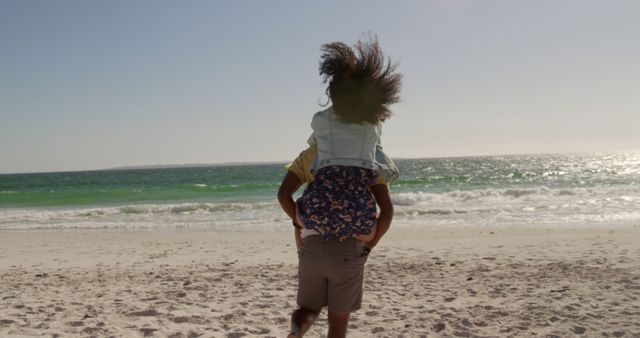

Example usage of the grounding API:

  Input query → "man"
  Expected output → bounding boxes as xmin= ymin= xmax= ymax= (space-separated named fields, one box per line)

xmin=277 ymin=145 xmax=394 ymax=338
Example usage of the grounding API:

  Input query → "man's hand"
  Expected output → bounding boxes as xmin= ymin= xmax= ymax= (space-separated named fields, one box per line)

xmin=361 ymin=245 xmax=372 ymax=257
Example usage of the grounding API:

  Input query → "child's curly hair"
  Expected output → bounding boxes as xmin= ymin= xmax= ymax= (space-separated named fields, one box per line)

xmin=319 ymin=33 xmax=402 ymax=124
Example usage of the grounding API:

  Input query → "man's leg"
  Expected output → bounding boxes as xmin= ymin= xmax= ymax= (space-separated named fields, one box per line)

xmin=327 ymin=312 xmax=350 ymax=338
xmin=293 ymin=236 xmax=327 ymax=337
xmin=288 ymin=308 xmax=321 ymax=338
xmin=324 ymin=238 xmax=365 ymax=338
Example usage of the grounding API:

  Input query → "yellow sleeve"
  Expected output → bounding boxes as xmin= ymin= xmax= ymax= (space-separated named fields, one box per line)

xmin=284 ymin=145 xmax=317 ymax=184
xmin=371 ymin=174 xmax=388 ymax=186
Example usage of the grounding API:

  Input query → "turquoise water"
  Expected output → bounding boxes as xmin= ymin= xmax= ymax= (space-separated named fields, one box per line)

xmin=0 ymin=165 xmax=284 ymax=207
xmin=1 ymin=153 xmax=639 ymax=230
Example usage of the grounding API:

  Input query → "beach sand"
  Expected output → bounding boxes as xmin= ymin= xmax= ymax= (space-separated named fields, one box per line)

xmin=1 ymin=226 xmax=639 ymax=337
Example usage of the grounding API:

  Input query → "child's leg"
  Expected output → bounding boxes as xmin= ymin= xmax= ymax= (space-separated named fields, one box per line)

xmin=353 ymin=225 xmax=377 ymax=242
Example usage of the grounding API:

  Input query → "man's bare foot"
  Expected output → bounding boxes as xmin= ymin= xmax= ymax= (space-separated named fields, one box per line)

xmin=289 ymin=308 xmax=320 ymax=338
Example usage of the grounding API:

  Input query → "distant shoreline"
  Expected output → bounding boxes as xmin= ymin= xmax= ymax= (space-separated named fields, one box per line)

xmin=0 ymin=161 xmax=290 ymax=176
xmin=1 ymin=150 xmax=638 ymax=176
xmin=107 ymin=161 xmax=288 ymax=171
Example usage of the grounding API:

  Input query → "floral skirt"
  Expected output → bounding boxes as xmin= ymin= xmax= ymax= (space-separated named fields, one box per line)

xmin=296 ymin=166 xmax=378 ymax=241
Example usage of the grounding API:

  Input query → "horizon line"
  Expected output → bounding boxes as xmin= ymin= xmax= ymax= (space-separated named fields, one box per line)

xmin=1 ymin=150 xmax=638 ymax=176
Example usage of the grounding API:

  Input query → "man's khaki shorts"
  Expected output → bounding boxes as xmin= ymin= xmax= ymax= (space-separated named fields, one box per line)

xmin=297 ymin=235 xmax=368 ymax=313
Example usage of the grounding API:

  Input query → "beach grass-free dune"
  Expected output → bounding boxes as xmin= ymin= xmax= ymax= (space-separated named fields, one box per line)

xmin=1 ymin=227 xmax=639 ymax=337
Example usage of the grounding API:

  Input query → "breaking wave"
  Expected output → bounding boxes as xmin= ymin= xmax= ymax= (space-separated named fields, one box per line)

xmin=391 ymin=186 xmax=640 ymax=206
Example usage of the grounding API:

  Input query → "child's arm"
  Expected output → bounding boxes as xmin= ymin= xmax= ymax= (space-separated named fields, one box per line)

xmin=367 ymin=184 xmax=394 ymax=250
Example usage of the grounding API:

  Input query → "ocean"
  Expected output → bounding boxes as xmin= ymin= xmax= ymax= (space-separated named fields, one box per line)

xmin=1 ymin=153 xmax=639 ymax=231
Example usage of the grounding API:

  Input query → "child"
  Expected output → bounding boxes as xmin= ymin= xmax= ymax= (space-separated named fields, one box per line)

xmin=295 ymin=35 xmax=401 ymax=243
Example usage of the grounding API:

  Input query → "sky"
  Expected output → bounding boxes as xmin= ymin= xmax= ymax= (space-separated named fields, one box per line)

xmin=1 ymin=0 xmax=639 ymax=174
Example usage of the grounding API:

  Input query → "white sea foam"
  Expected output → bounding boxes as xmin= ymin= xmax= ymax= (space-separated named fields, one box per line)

xmin=390 ymin=185 xmax=640 ymax=228
xmin=0 ymin=202 xmax=286 ymax=230
xmin=392 ymin=185 xmax=640 ymax=206
xmin=1 ymin=185 xmax=639 ymax=230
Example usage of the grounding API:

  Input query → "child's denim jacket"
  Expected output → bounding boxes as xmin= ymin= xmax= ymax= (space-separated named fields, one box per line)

xmin=307 ymin=107 xmax=400 ymax=183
